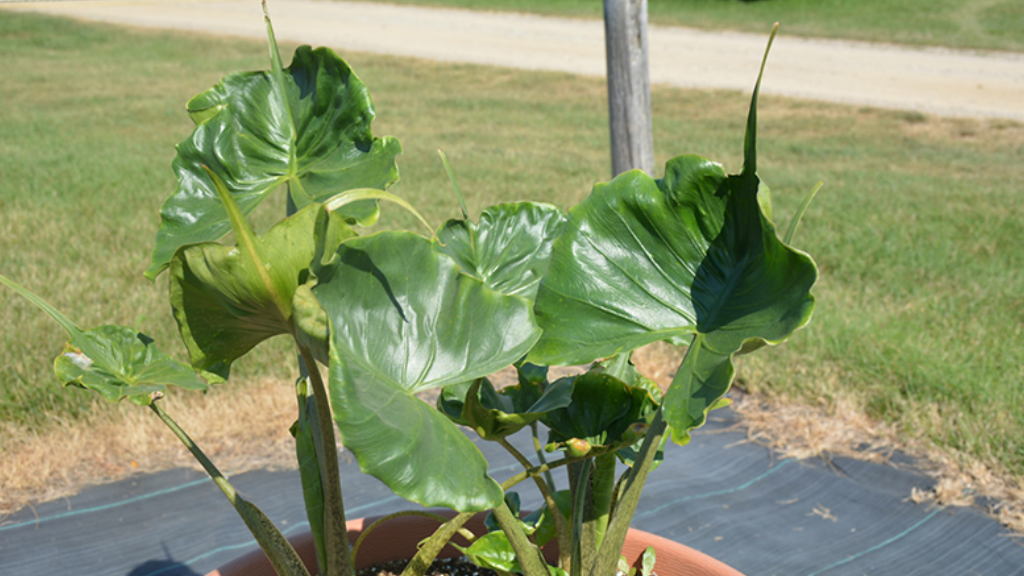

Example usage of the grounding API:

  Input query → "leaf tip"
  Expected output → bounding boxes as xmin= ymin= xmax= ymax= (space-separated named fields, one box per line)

xmin=143 ymin=264 xmax=162 ymax=281
xmin=742 ymin=23 xmax=780 ymax=178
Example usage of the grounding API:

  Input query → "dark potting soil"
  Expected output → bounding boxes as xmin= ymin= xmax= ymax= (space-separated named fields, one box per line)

xmin=357 ymin=557 xmax=501 ymax=576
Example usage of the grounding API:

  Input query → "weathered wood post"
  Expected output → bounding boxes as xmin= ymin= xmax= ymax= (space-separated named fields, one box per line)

xmin=603 ymin=0 xmax=654 ymax=176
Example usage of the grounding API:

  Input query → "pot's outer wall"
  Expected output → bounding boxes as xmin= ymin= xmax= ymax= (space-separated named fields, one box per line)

xmin=206 ymin=512 xmax=744 ymax=576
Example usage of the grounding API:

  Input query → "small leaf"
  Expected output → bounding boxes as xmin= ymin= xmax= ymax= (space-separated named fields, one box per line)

xmin=1 ymin=273 xmax=207 ymax=404
xmin=517 ymin=363 xmax=549 ymax=388
xmin=591 ymin=355 xmax=663 ymax=403
xmin=641 ymin=546 xmax=656 ymax=576
xmin=662 ymin=335 xmax=737 ymax=445
xmin=457 ymin=377 xmax=574 ymax=441
xmin=526 ymin=490 xmax=572 ymax=548
xmin=542 ymin=372 xmax=657 ymax=451
xmin=436 ymin=202 xmax=566 ymax=301
xmin=52 ymin=326 xmax=207 ymax=405
xmin=454 ymin=531 xmax=522 ymax=574
xmin=437 ymin=379 xmax=475 ymax=426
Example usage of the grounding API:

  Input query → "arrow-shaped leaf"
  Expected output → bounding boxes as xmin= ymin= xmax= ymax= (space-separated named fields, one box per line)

xmin=529 ymin=23 xmax=815 ymax=444
xmin=147 ymin=37 xmax=401 ymax=278
xmin=0 ymin=274 xmax=206 ymax=405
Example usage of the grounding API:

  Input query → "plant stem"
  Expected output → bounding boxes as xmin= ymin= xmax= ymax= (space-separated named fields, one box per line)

xmin=492 ymin=499 xmax=549 ymax=576
xmin=568 ymin=460 xmax=595 ymax=576
xmin=499 ymin=438 xmax=572 ymax=568
xmin=398 ymin=512 xmax=476 ymax=576
xmin=587 ymin=410 xmax=667 ymax=576
xmin=148 ymin=402 xmax=231 ymax=499
xmin=294 ymin=378 xmax=328 ymax=575
xmin=530 ymin=422 xmax=558 ymax=490
xmin=591 ymin=454 xmax=618 ymax=551
xmin=299 ymin=345 xmax=352 ymax=576
xmin=149 ymin=402 xmax=311 ymax=576
xmin=500 ymin=454 xmax=582 ymax=492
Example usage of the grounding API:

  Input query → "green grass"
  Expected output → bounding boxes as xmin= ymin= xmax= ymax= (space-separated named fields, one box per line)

xmin=1 ymin=12 xmax=1022 ymax=479
xmin=360 ymin=0 xmax=1024 ymax=53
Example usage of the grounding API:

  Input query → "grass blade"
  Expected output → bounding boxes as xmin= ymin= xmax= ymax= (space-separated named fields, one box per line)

xmin=0 ymin=274 xmax=81 ymax=337
xmin=784 ymin=181 xmax=824 ymax=244
xmin=439 ymin=149 xmax=469 ymax=220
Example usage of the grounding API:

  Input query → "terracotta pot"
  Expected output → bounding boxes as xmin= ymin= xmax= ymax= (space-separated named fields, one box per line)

xmin=207 ymin=511 xmax=743 ymax=576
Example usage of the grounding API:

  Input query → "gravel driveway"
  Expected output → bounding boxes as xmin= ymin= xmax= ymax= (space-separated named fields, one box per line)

xmin=5 ymin=0 xmax=1024 ymax=120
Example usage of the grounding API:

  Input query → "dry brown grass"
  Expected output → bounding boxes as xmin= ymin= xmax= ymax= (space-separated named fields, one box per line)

xmin=0 ymin=363 xmax=591 ymax=519
xmin=0 ymin=377 xmax=298 ymax=519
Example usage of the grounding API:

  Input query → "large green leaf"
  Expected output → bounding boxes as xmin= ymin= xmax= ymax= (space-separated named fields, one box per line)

xmin=527 ymin=156 xmax=725 ymax=364
xmin=146 ymin=42 xmax=401 ymax=278
xmin=0 ymin=275 xmax=206 ymax=405
xmin=169 ymin=202 xmax=354 ymax=381
xmin=435 ymin=202 xmax=566 ymax=301
xmin=313 ymin=232 xmax=542 ymax=511
xmin=528 ymin=28 xmax=816 ymax=443
xmin=529 ymin=156 xmax=815 ymax=437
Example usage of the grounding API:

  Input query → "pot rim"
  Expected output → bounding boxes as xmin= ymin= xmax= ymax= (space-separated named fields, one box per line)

xmin=205 ymin=510 xmax=744 ymax=576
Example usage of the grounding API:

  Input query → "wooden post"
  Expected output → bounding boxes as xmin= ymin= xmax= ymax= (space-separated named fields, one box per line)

xmin=603 ymin=0 xmax=654 ymax=177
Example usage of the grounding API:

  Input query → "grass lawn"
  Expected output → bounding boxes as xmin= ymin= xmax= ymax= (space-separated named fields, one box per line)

xmin=359 ymin=0 xmax=1024 ymax=53
xmin=0 ymin=9 xmax=1022 ymax=489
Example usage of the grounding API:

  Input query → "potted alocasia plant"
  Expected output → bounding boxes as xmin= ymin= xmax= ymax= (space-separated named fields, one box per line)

xmin=0 ymin=5 xmax=818 ymax=576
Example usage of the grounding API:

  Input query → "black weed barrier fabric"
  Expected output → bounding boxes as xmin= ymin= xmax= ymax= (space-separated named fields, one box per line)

xmin=2 ymin=409 xmax=1022 ymax=576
